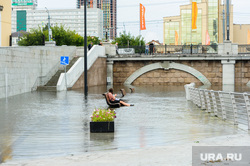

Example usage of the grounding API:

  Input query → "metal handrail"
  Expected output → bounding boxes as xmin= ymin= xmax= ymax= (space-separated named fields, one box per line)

xmin=185 ymin=84 xmax=250 ymax=130
xmin=117 ymin=44 xmax=218 ymax=55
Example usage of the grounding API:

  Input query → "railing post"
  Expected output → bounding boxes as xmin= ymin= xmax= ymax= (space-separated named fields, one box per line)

xmin=199 ymin=89 xmax=206 ymax=110
xmin=191 ymin=44 xmax=193 ymax=54
xmin=243 ymin=93 xmax=250 ymax=130
xmin=165 ymin=44 xmax=167 ymax=55
xmin=193 ymin=88 xmax=197 ymax=105
xmin=210 ymin=90 xmax=218 ymax=116
xmin=192 ymin=88 xmax=196 ymax=104
xmin=218 ymin=91 xmax=227 ymax=120
xmin=190 ymin=87 xmax=195 ymax=104
xmin=195 ymin=88 xmax=199 ymax=106
xmin=229 ymin=93 xmax=238 ymax=125
xmin=197 ymin=89 xmax=201 ymax=108
xmin=205 ymin=90 xmax=211 ymax=113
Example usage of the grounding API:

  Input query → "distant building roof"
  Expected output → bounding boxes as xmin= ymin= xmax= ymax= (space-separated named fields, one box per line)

xmin=149 ymin=40 xmax=162 ymax=45
xmin=11 ymin=31 xmax=29 ymax=37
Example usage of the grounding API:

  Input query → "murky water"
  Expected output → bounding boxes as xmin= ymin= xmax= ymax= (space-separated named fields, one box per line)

xmin=0 ymin=85 xmax=248 ymax=162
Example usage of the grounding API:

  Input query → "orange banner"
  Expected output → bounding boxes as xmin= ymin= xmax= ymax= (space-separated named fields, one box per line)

xmin=248 ymin=30 xmax=250 ymax=44
xmin=192 ymin=2 xmax=198 ymax=30
xmin=90 ymin=0 xmax=93 ymax=8
xmin=205 ymin=30 xmax=210 ymax=45
xmin=140 ymin=3 xmax=146 ymax=30
xmin=175 ymin=31 xmax=178 ymax=45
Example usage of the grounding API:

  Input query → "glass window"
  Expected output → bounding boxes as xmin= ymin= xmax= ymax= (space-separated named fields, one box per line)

xmin=164 ymin=21 xmax=179 ymax=45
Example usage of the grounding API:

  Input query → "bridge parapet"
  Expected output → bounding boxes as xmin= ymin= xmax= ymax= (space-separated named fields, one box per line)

xmin=109 ymin=43 xmax=250 ymax=57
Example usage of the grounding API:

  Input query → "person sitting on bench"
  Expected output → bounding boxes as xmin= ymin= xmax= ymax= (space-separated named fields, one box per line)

xmin=107 ymin=88 xmax=134 ymax=107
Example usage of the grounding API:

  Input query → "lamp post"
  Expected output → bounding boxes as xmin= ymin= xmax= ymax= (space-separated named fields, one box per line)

xmin=45 ymin=7 xmax=51 ymax=41
xmin=226 ymin=0 xmax=230 ymax=41
xmin=84 ymin=0 xmax=88 ymax=96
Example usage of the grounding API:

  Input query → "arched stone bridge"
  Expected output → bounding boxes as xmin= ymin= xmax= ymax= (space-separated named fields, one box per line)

xmin=124 ymin=61 xmax=211 ymax=85
xmin=106 ymin=55 xmax=250 ymax=87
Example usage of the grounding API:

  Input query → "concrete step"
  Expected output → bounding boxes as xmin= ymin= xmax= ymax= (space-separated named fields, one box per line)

xmin=37 ymin=86 xmax=57 ymax=91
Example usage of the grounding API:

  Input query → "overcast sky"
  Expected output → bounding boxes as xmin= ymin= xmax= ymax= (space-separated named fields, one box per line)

xmin=36 ymin=0 xmax=250 ymax=42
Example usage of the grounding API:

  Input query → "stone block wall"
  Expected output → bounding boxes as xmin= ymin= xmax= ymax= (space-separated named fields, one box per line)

xmin=113 ymin=60 xmax=222 ymax=86
xmin=235 ymin=61 xmax=250 ymax=86
xmin=72 ymin=57 xmax=107 ymax=89
xmin=0 ymin=46 xmax=76 ymax=99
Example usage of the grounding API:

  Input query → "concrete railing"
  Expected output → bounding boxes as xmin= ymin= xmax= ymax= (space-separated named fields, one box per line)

xmin=57 ymin=45 xmax=105 ymax=91
xmin=185 ymin=83 xmax=250 ymax=130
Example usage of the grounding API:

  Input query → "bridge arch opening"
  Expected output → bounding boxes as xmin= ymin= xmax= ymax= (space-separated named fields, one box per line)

xmin=124 ymin=61 xmax=211 ymax=86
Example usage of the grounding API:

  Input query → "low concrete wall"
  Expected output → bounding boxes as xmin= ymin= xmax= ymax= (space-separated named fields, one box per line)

xmin=0 ymin=46 xmax=76 ymax=99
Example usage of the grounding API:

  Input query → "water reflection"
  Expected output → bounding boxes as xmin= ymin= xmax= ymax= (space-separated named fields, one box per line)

xmin=0 ymin=85 xmax=248 ymax=162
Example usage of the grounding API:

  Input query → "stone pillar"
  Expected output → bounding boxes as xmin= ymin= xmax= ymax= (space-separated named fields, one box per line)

xmin=218 ymin=40 xmax=238 ymax=56
xmin=219 ymin=41 xmax=238 ymax=87
xmin=184 ymin=83 xmax=195 ymax=101
xmin=107 ymin=61 xmax=113 ymax=85
xmin=102 ymin=42 xmax=116 ymax=56
xmin=222 ymin=60 xmax=235 ymax=85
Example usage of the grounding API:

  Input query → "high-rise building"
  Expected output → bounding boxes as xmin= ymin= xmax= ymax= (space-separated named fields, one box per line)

xmin=0 ymin=0 xmax=11 ymax=46
xmin=163 ymin=0 xmax=236 ymax=45
xmin=77 ymin=0 xmax=117 ymax=40
xmin=12 ymin=8 xmax=104 ymax=39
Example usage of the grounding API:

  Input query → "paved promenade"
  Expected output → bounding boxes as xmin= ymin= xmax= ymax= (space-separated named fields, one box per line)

xmin=1 ymin=134 xmax=250 ymax=166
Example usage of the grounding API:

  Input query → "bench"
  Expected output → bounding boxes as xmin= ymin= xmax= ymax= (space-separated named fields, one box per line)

xmin=103 ymin=93 xmax=121 ymax=108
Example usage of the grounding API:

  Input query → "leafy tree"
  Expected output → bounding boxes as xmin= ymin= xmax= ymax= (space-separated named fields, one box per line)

xmin=18 ymin=25 xmax=84 ymax=46
xmin=87 ymin=36 xmax=100 ymax=46
xmin=112 ymin=31 xmax=145 ymax=47
xmin=18 ymin=28 xmax=45 ymax=46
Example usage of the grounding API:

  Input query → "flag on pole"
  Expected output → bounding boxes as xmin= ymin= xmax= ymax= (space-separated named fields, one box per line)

xmin=192 ymin=2 xmax=198 ymax=30
xmin=140 ymin=3 xmax=146 ymax=30
xmin=248 ymin=30 xmax=250 ymax=44
xmin=205 ymin=30 xmax=210 ymax=45
xmin=175 ymin=31 xmax=179 ymax=45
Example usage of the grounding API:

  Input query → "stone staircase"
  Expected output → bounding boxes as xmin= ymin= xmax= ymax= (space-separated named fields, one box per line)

xmin=37 ymin=56 xmax=80 ymax=91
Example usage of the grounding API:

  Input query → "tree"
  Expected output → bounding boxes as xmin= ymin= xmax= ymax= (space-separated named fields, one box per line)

xmin=87 ymin=36 xmax=100 ymax=46
xmin=112 ymin=31 xmax=145 ymax=47
xmin=18 ymin=25 xmax=84 ymax=46
xmin=18 ymin=28 xmax=45 ymax=46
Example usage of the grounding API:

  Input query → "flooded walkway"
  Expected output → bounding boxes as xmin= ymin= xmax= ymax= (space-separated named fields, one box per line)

xmin=0 ymin=85 xmax=247 ymax=162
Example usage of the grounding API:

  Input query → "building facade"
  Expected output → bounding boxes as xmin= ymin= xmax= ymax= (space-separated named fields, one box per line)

xmin=77 ymin=0 xmax=117 ymax=40
xmin=163 ymin=0 xmax=238 ymax=45
xmin=0 ymin=0 xmax=11 ymax=46
xmin=12 ymin=8 xmax=103 ymax=39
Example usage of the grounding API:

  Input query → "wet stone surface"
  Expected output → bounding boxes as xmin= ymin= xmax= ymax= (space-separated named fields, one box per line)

xmin=0 ymin=85 xmax=247 ymax=162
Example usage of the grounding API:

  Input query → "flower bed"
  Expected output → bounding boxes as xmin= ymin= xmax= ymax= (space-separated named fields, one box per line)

xmin=90 ymin=108 xmax=116 ymax=122
xmin=90 ymin=109 xmax=116 ymax=133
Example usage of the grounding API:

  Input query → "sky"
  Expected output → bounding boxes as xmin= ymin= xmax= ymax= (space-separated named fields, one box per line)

xmin=36 ymin=0 xmax=250 ymax=43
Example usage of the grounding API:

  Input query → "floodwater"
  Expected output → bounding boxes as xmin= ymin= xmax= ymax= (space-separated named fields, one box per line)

xmin=0 ymin=85 xmax=248 ymax=162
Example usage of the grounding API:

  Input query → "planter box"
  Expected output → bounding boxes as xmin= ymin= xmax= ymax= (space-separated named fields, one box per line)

xmin=90 ymin=122 xmax=114 ymax=133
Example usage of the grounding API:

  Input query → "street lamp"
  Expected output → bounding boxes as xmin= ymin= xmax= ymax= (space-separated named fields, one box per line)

xmin=84 ymin=0 xmax=88 ymax=95
xmin=45 ymin=7 xmax=51 ymax=41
